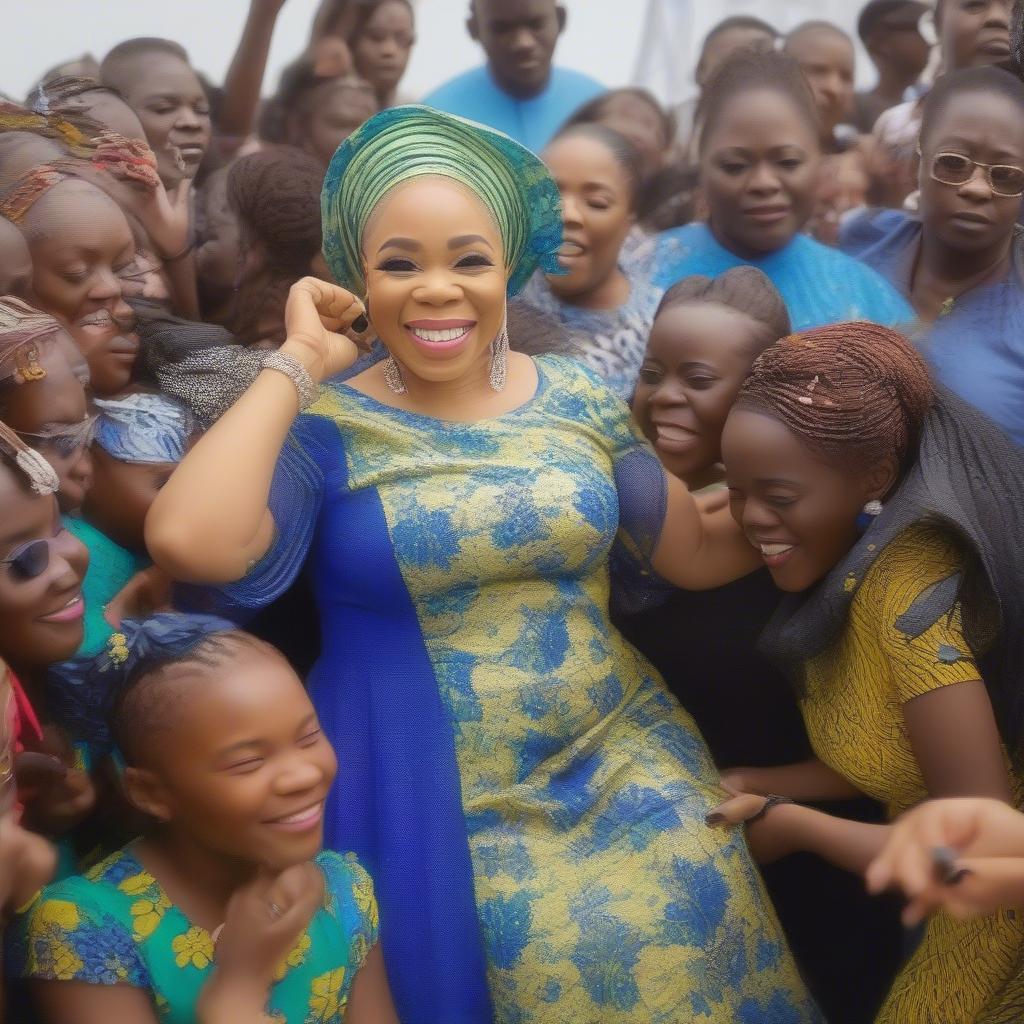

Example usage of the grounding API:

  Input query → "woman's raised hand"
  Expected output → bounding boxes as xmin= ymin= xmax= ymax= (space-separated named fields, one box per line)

xmin=866 ymin=798 xmax=1024 ymax=925
xmin=282 ymin=277 xmax=368 ymax=384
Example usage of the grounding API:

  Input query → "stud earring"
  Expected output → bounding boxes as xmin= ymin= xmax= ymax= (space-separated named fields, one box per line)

xmin=856 ymin=499 xmax=884 ymax=532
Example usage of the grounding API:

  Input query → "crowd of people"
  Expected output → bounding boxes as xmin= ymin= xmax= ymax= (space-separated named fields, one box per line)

xmin=3 ymin=0 xmax=1024 ymax=1021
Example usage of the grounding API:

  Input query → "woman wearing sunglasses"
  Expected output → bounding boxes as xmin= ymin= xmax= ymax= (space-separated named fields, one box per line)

xmin=0 ymin=423 xmax=96 ymax=853
xmin=844 ymin=65 xmax=1024 ymax=445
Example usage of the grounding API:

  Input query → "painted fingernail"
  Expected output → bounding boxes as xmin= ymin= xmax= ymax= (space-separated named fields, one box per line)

xmin=705 ymin=813 xmax=725 ymax=826
xmin=352 ymin=315 xmax=369 ymax=333
xmin=949 ymin=867 xmax=974 ymax=886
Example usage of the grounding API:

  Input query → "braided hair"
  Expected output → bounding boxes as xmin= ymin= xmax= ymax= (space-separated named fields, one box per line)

xmin=655 ymin=267 xmax=791 ymax=353
xmin=736 ymin=322 xmax=935 ymax=478
xmin=226 ymin=147 xmax=325 ymax=346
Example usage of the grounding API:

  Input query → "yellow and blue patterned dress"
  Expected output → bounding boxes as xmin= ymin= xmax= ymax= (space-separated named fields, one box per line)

xmin=211 ymin=354 xmax=819 ymax=1023
xmin=11 ymin=847 xmax=378 ymax=1023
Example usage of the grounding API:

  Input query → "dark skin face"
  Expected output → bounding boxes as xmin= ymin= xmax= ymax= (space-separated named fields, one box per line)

xmin=701 ymin=88 xmax=822 ymax=258
xmin=698 ymin=26 xmax=777 ymax=90
xmin=918 ymin=90 xmax=1024 ymax=259
xmin=0 ymin=476 xmax=87 ymax=675
xmin=126 ymin=650 xmax=337 ymax=873
xmin=0 ymin=219 xmax=33 ymax=302
xmin=543 ymin=133 xmax=635 ymax=308
xmin=107 ymin=52 xmax=212 ymax=187
xmin=722 ymin=410 xmax=896 ymax=592
xmin=938 ymin=0 xmax=1012 ymax=69
xmin=785 ymin=28 xmax=855 ymax=138
xmin=297 ymin=79 xmax=379 ymax=168
xmin=83 ymin=448 xmax=177 ymax=553
xmin=22 ymin=182 xmax=139 ymax=397
xmin=469 ymin=0 xmax=566 ymax=98
xmin=352 ymin=1 xmax=416 ymax=99
xmin=633 ymin=303 xmax=769 ymax=487
xmin=2 ymin=344 xmax=93 ymax=516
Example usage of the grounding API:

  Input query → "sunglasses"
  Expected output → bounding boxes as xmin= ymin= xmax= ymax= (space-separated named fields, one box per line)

xmin=18 ymin=414 xmax=98 ymax=459
xmin=921 ymin=149 xmax=1024 ymax=198
xmin=0 ymin=528 xmax=66 ymax=582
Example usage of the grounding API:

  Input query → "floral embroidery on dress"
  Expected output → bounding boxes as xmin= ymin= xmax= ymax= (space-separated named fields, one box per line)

xmin=171 ymin=926 xmax=215 ymax=970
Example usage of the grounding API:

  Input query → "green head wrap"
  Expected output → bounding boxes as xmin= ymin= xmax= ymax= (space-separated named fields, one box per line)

xmin=321 ymin=105 xmax=564 ymax=297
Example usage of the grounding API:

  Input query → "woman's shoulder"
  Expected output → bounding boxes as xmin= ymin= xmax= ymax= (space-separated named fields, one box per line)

xmin=859 ymin=522 xmax=966 ymax=618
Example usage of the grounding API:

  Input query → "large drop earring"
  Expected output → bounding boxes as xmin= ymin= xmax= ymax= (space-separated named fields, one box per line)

xmin=383 ymin=353 xmax=407 ymax=395
xmin=489 ymin=306 xmax=509 ymax=392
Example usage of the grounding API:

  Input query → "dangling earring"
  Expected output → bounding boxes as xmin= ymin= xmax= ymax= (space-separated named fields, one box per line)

xmin=856 ymin=499 xmax=883 ymax=532
xmin=383 ymin=353 xmax=407 ymax=395
xmin=489 ymin=306 xmax=509 ymax=392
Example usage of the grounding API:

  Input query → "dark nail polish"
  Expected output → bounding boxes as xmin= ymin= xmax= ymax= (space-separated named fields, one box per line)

xmin=705 ymin=813 xmax=724 ymax=826
xmin=352 ymin=315 xmax=369 ymax=333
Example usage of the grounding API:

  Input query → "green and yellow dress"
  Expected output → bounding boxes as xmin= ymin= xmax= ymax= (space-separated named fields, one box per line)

xmin=11 ymin=846 xmax=378 ymax=1023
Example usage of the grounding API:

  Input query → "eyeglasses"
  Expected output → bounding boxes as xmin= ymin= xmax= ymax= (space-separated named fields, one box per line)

xmin=920 ymin=149 xmax=1024 ymax=198
xmin=0 ymin=537 xmax=54 ymax=581
xmin=18 ymin=414 xmax=98 ymax=458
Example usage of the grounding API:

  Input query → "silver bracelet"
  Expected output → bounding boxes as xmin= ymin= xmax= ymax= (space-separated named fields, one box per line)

xmin=261 ymin=351 xmax=320 ymax=410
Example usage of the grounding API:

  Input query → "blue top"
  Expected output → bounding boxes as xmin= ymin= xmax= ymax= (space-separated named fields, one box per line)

xmin=843 ymin=209 xmax=1024 ymax=446
xmin=651 ymin=222 xmax=914 ymax=331
xmin=422 ymin=65 xmax=605 ymax=152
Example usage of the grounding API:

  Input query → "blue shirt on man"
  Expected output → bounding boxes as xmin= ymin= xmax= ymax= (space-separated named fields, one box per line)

xmin=423 ymin=65 xmax=604 ymax=151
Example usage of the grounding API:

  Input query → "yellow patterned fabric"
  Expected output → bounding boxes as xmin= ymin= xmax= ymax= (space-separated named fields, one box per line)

xmin=301 ymin=355 xmax=819 ymax=1022
xmin=801 ymin=523 xmax=1024 ymax=1023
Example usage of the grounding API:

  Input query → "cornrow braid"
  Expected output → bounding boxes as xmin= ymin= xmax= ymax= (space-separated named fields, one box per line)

xmin=736 ymin=322 xmax=936 ymax=476
xmin=655 ymin=267 xmax=791 ymax=347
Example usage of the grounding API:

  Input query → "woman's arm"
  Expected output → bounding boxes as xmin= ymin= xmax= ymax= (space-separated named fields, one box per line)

xmin=745 ymin=802 xmax=890 ymax=874
xmin=345 ymin=944 xmax=400 ymax=1024
xmin=219 ymin=0 xmax=289 ymax=140
xmin=651 ymin=473 xmax=760 ymax=590
xmin=30 ymin=981 xmax=159 ymax=1024
xmin=903 ymin=680 xmax=1013 ymax=802
xmin=145 ymin=279 xmax=364 ymax=583
xmin=721 ymin=758 xmax=866 ymax=803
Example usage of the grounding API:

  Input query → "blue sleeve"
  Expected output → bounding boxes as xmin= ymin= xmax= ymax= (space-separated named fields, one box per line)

xmin=175 ymin=414 xmax=334 ymax=621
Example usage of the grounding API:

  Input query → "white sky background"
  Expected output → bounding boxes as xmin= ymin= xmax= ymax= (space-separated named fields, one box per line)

xmin=1 ymin=1 xmax=879 ymax=109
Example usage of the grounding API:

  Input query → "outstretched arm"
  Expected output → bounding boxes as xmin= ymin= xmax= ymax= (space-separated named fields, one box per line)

xmin=651 ymin=473 xmax=760 ymax=590
xmin=145 ymin=279 xmax=365 ymax=583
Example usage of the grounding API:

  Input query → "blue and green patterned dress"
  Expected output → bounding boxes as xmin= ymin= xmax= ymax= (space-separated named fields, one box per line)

xmin=207 ymin=354 xmax=820 ymax=1024
xmin=11 ymin=847 xmax=378 ymax=1023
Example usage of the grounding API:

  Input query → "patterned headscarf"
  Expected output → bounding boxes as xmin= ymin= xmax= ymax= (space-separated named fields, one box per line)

xmin=94 ymin=393 xmax=195 ymax=464
xmin=321 ymin=105 xmax=563 ymax=297
xmin=0 ymin=165 xmax=69 ymax=223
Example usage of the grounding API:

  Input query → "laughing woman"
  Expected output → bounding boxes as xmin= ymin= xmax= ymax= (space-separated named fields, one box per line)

xmin=146 ymin=107 xmax=819 ymax=1023
xmin=512 ymin=123 xmax=661 ymax=400
xmin=716 ymin=322 xmax=1024 ymax=1022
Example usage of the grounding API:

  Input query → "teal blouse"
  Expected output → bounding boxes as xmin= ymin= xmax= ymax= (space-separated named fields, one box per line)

xmin=12 ymin=846 xmax=378 ymax=1023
